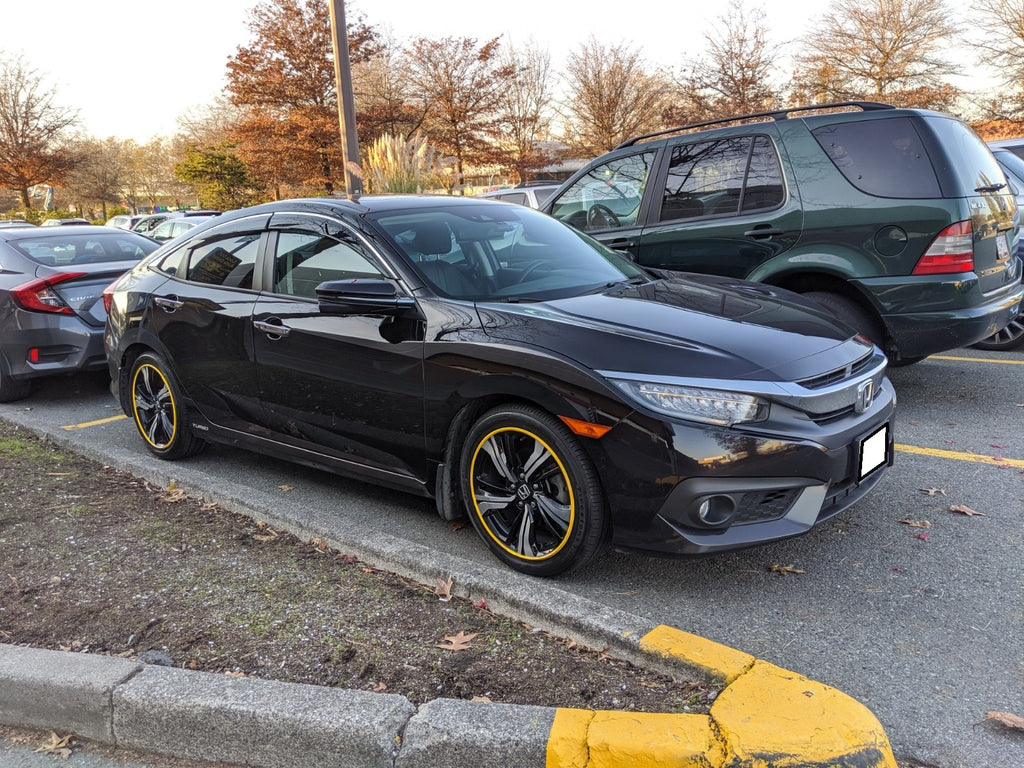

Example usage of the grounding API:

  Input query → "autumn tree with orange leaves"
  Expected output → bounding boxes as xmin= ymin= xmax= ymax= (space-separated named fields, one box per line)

xmin=224 ymin=0 xmax=380 ymax=197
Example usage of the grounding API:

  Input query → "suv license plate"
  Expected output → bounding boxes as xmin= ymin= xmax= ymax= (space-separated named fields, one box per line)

xmin=997 ymin=233 xmax=1010 ymax=262
xmin=859 ymin=424 xmax=889 ymax=480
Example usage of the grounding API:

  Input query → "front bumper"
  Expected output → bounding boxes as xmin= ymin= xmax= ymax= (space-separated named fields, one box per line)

xmin=599 ymin=378 xmax=896 ymax=557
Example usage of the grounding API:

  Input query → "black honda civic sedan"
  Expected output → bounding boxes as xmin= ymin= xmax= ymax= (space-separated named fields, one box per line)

xmin=104 ymin=195 xmax=895 ymax=576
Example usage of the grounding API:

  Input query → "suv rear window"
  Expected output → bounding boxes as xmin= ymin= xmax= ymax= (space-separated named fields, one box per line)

xmin=812 ymin=117 xmax=942 ymax=199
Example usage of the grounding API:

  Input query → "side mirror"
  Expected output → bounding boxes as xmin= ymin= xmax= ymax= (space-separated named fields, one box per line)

xmin=315 ymin=278 xmax=417 ymax=315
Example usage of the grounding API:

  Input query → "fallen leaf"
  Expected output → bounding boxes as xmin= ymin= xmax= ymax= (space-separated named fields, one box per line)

xmin=769 ymin=564 xmax=805 ymax=575
xmin=33 ymin=731 xmax=75 ymax=758
xmin=278 ymin=484 xmax=293 ymax=492
xmin=310 ymin=537 xmax=330 ymax=553
xmin=435 ymin=576 xmax=454 ymax=601
xmin=918 ymin=487 xmax=946 ymax=496
xmin=990 ymin=443 xmax=1007 ymax=449
xmin=950 ymin=504 xmax=985 ymax=516
xmin=372 ymin=681 xmax=388 ymax=692
xmin=436 ymin=630 xmax=477 ymax=651
xmin=986 ymin=711 xmax=1024 ymax=730
xmin=342 ymin=554 xmax=356 ymax=564
xmin=915 ymin=533 xmax=930 ymax=541
xmin=450 ymin=521 xmax=466 ymax=531
xmin=471 ymin=695 xmax=492 ymax=702
xmin=225 ymin=670 xmax=246 ymax=677
xmin=899 ymin=518 xmax=931 ymax=529
xmin=887 ymin=566 xmax=905 ymax=573
xmin=199 ymin=502 xmax=218 ymax=512
xmin=474 ymin=599 xmax=488 ymax=611
xmin=159 ymin=483 xmax=187 ymax=503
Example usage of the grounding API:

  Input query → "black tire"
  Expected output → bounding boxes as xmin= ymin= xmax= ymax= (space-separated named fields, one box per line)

xmin=129 ymin=352 xmax=205 ymax=460
xmin=804 ymin=290 xmax=886 ymax=350
xmin=0 ymin=365 xmax=31 ymax=403
xmin=971 ymin=311 xmax=1024 ymax=351
xmin=459 ymin=404 xmax=608 ymax=577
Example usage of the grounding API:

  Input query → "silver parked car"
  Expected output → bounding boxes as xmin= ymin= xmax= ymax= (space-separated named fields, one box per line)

xmin=0 ymin=225 xmax=159 ymax=401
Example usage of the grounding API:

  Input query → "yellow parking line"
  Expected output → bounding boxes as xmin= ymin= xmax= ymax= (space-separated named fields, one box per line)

xmin=930 ymin=354 xmax=1024 ymax=365
xmin=62 ymin=414 xmax=128 ymax=431
xmin=895 ymin=443 xmax=1024 ymax=469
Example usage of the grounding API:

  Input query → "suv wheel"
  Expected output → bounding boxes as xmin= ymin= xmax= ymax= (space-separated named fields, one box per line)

xmin=804 ymin=291 xmax=885 ymax=348
xmin=970 ymin=311 xmax=1024 ymax=351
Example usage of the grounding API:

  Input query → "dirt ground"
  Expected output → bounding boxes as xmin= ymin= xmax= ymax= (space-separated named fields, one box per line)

xmin=0 ymin=418 xmax=715 ymax=715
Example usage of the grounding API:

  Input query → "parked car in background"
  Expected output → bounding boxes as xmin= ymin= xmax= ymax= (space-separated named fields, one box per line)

xmin=131 ymin=210 xmax=221 ymax=236
xmin=0 ymin=225 xmax=160 ymax=402
xmin=976 ymin=140 xmax=1024 ymax=350
xmin=146 ymin=213 xmax=220 ymax=242
xmin=543 ymin=102 xmax=1023 ymax=365
xmin=478 ymin=181 xmax=562 ymax=209
xmin=41 ymin=217 xmax=91 ymax=226
xmin=105 ymin=195 xmax=894 ymax=576
xmin=105 ymin=214 xmax=145 ymax=230
xmin=0 ymin=220 xmax=35 ymax=229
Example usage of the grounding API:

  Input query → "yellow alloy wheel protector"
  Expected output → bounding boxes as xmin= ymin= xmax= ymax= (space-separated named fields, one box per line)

xmin=470 ymin=426 xmax=575 ymax=561
xmin=132 ymin=363 xmax=177 ymax=450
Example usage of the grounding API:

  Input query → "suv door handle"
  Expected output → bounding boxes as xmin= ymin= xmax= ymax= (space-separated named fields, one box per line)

xmin=604 ymin=237 xmax=636 ymax=250
xmin=253 ymin=319 xmax=290 ymax=338
xmin=153 ymin=296 xmax=183 ymax=312
xmin=744 ymin=226 xmax=785 ymax=239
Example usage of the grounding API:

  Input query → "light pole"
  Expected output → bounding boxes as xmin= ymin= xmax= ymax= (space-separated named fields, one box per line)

xmin=328 ymin=0 xmax=362 ymax=195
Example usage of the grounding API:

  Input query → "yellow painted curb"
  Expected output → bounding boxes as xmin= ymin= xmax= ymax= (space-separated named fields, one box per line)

xmin=547 ymin=709 xmax=724 ymax=768
xmin=639 ymin=624 xmax=755 ymax=685
xmin=711 ymin=660 xmax=897 ymax=768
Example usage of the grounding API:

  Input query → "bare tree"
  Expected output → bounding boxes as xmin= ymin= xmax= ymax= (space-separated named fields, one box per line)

xmin=0 ymin=52 xmax=79 ymax=209
xmin=405 ymin=36 xmax=514 ymax=189
xmin=352 ymin=32 xmax=427 ymax=145
xmin=790 ymin=0 xmax=960 ymax=109
xmin=560 ymin=38 xmax=669 ymax=156
xmin=672 ymin=0 xmax=780 ymax=123
xmin=492 ymin=40 xmax=559 ymax=182
xmin=62 ymin=137 xmax=125 ymax=220
xmin=972 ymin=0 xmax=1024 ymax=118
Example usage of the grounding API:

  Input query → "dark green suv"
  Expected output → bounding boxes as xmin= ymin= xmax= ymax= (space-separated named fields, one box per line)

xmin=543 ymin=102 xmax=1024 ymax=363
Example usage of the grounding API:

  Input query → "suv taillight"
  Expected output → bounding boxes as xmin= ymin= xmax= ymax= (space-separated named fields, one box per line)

xmin=913 ymin=221 xmax=974 ymax=275
xmin=11 ymin=272 xmax=86 ymax=314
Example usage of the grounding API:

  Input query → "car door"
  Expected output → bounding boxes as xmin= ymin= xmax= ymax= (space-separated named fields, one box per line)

xmin=635 ymin=133 xmax=802 ymax=278
xmin=142 ymin=216 xmax=269 ymax=430
xmin=252 ymin=212 xmax=428 ymax=484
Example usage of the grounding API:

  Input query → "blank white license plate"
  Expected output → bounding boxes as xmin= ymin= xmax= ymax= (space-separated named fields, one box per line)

xmin=859 ymin=424 xmax=889 ymax=480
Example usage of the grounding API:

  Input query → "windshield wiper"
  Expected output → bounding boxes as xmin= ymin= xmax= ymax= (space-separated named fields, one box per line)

xmin=975 ymin=183 xmax=1006 ymax=193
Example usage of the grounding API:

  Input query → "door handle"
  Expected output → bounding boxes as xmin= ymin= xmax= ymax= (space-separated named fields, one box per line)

xmin=743 ymin=226 xmax=785 ymax=239
xmin=153 ymin=296 xmax=183 ymax=312
xmin=605 ymin=238 xmax=636 ymax=250
xmin=253 ymin=319 xmax=290 ymax=338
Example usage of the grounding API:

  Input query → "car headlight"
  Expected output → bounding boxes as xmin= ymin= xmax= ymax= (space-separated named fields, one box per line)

xmin=610 ymin=379 xmax=769 ymax=426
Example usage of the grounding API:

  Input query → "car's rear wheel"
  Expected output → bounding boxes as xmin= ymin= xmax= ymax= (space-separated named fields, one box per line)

xmin=0 ymin=365 xmax=31 ymax=403
xmin=129 ymin=352 xmax=205 ymax=460
xmin=971 ymin=311 xmax=1024 ymax=351
xmin=460 ymin=404 xmax=608 ymax=576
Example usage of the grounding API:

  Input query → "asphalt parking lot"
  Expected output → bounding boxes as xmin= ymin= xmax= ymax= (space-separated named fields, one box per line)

xmin=1 ymin=348 xmax=1021 ymax=768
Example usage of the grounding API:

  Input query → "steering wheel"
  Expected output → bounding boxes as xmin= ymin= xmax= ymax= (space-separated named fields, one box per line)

xmin=587 ymin=203 xmax=621 ymax=228
xmin=519 ymin=260 xmax=552 ymax=282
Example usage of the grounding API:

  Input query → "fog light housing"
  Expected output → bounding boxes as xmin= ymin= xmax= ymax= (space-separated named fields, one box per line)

xmin=695 ymin=495 xmax=737 ymax=528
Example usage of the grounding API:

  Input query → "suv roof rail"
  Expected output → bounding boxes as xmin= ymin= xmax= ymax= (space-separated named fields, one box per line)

xmin=515 ymin=180 xmax=559 ymax=187
xmin=615 ymin=101 xmax=896 ymax=149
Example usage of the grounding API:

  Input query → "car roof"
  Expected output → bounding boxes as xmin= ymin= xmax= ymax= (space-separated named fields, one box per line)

xmin=0 ymin=224 xmax=142 ymax=240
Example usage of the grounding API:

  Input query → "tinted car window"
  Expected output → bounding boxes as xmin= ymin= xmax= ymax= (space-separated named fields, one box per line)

xmin=184 ymin=234 xmax=261 ymax=288
xmin=928 ymin=116 xmax=1009 ymax=195
xmin=548 ymin=151 xmax=655 ymax=231
xmin=812 ymin=117 xmax=941 ymax=198
xmin=272 ymin=231 xmax=382 ymax=299
xmin=660 ymin=135 xmax=784 ymax=222
xmin=9 ymin=232 xmax=157 ymax=266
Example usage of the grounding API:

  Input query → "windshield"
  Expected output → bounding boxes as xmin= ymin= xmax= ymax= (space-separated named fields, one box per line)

xmin=369 ymin=203 xmax=648 ymax=301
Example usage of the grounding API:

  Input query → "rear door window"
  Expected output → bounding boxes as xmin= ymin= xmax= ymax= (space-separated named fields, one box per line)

xmin=812 ymin=117 xmax=942 ymax=198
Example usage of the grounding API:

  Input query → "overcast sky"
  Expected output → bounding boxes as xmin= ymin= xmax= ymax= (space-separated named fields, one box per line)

xmin=0 ymin=1 xmax=980 ymax=143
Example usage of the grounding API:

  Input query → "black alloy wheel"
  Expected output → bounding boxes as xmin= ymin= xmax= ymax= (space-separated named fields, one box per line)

xmin=460 ymin=404 xmax=608 ymax=576
xmin=129 ymin=352 xmax=205 ymax=460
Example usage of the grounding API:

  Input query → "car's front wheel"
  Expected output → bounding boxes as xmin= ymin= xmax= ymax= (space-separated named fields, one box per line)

xmin=460 ymin=404 xmax=608 ymax=577
xmin=971 ymin=311 xmax=1024 ymax=351
xmin=129 ymin=352 xmax=205 ymax=460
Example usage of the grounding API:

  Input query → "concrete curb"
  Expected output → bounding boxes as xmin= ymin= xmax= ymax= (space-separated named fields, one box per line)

xmin=0 ymin=629 xmax=896 ymax=767
xmin=0 ymin=413 xmax=898 ymax=766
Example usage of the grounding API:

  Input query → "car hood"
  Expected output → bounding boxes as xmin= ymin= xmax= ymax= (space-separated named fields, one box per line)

xmin=478 ymin=277 xmax=875 ymax=382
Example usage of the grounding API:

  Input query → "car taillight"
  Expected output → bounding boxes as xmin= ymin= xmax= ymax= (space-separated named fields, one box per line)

xmin=102 ymin=279 xmax=119 ymax=314
xmin=10 ymin=272 xmax=86 ymax=314
xmin=913 ymin=221 xmax=974 ymax=275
